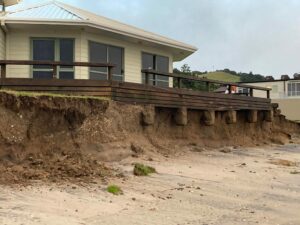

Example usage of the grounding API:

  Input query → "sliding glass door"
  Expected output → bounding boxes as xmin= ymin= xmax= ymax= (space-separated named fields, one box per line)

xmin=89 ymin=41 xmax=124 ymax=81
xmin=32 ymin=38 xmax=74 ymax=79
xmin=142 ymin=53 xmax=169 ymax=87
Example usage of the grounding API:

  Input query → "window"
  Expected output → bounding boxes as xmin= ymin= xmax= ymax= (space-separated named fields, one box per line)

xmin=32 ymin=38 xmax=74 ymax=79
xmin=142 ymin=53 xmax=169 ymax=87
xmin=288 ymin=82 xmax=300 ymax=96
xmin=89 ymin=41 xmax=124 ymax=81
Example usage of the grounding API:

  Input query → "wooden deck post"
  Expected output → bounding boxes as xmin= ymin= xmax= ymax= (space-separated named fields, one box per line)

xmin=247 ymin=110 xmax=258 ymax=123
xmin=1 ymin=64 xmax=6 ymax=79
xmin=228 ymin=85 xmax=232 ymax=94
xmin=203 ymin=110 xmax=215 ymax=126
xmin=249 ymin=88 xmax=253 ymax=97
xmin=108 ymin=67 xmax=113 ymax=82
xmin=206 ymin=81 xmax=210 ymax=92
xmin=177 ymin=77 xmax=181 ymax=88
xmin=52 ymin=65 xmax=57 ymax=79
xmin=264 ymin=110 xmax=274 ymax=122
xmin=145 ymin=72 xmax=149 ymax=85
xmin=174 ymin=107 xmax=188 ymax=126
xmin=267 ymin=90 xmax=270 ymax=99
xmin=141 ymin=104 xmax=155 ymax=126
xmin=225 ymin=110 xmax=237 ymax=124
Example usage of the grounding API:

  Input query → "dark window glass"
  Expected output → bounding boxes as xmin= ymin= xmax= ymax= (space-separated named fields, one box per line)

xmin=141 ymin=53 xmax=169 ymax=87
xmin=156 ymin=55 xmax=169 ymax=87
xmin=142 ymin=53 xmax=155 ymax=84
xmin=33 ymin=71 xmax=53 ymax=79
xmin=59 ymin=39 xmax=74 ymax=79
xmin=109 ymin=46 xmax=123 ymax=81
xmin=32 ymin=39 xmax=74 ymax=79
xmin=32 ymin=39 xmax=55 ymax=70
xmin=89 ymin=42 xmax=124 ymax=81
xmin=59 ymin=72 xmax=74 ymax=80
xmin=89 ymin=42 xmax=107 ymax=80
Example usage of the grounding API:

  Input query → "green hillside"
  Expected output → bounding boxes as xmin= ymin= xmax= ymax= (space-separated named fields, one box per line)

xmin=199 ymin=72 xmax=241 ymax=82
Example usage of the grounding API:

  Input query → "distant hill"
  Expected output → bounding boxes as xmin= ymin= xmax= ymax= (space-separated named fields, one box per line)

xmin=198 ymin=72 xmax=241 ymax=82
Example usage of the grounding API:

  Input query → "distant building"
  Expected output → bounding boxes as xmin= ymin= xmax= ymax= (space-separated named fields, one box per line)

xmin=242 ymin=76 xmax=300 ymax=122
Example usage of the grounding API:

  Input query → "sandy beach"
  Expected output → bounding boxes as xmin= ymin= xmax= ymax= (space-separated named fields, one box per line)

xmin=0 ymin=143 xmax=299 ymax=225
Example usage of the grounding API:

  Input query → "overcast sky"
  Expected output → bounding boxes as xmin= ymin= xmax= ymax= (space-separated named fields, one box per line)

xmin=9 ymin=0 xmax=300 ymax=78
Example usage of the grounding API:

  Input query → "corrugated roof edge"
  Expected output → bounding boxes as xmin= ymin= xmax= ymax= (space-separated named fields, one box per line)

xmin=1 ymin=0 xmax=198 ymax=53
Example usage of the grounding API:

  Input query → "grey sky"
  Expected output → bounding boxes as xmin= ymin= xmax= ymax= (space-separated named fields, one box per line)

xmin=9 ymin=0 xmax=300 ymax=77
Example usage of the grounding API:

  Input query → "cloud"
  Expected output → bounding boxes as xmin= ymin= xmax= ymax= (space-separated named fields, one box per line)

xmin=8 ymin=0 xmax=300 ymax=77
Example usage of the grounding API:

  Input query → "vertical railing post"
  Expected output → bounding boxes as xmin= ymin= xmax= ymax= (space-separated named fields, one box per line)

xmin=145 ymin=72 xmax=149 ymax=85
xmin=108 ymin=66 xmax=113 ymax=82
xmin=206 ymin=81 xmax=210 ymax=92
xmin=177 ymin=77 xmax=181 ymax=88
xmin=267 ymin=90 xmax=270 ymax=99
xmin=52 ymin=64 xmax=57 ymax=79
xmin=250 ymin=88 xmax=253 ymax=97
xmin=1 ymin=64 xmax=6 ymax=79
xmin=228 ymin=85 xmax=232 ymax=94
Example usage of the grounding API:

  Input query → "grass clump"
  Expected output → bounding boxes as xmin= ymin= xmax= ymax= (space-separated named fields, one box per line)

xmin=107 ymin=185 xmax=123 ymax=195
xmin=133 ymin=163 xmax=156 ymax=176
xmin=0 ymin=89 xmax=108 ymax=100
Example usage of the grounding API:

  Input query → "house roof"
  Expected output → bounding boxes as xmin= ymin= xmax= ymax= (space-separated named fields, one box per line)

xmin=0 ymin=1 xmax=197 ymax=60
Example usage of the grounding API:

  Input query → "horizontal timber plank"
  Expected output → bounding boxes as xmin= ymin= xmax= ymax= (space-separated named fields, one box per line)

xmin=112 ymin=88 xmax=270 ymax=107
xmin=114 ymin=96 xmax=270 ymax=111
xmin=113 ymin=93 xmax=271 ymax=110
xmin=1 ymin=78 xmax=111 ymax=87
xmin=112 ymin=82 xmax=270 ymax=103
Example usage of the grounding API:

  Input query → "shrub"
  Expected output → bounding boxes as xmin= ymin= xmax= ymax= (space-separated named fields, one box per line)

xmin=107 ymin=185 xmax=123 ymax=195
xmin=133 ymin=163 xmax=156 ymax=176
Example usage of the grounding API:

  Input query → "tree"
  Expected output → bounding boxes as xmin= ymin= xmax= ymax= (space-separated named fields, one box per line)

xmin=180 ymin=64 xmax=191 ymax=73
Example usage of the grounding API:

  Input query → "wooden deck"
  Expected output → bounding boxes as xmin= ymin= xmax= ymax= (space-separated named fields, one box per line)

xmin=0 ymin=78 xmax=271 ymax=111
xmin=0 ymin=60 xmax=272 ymax=112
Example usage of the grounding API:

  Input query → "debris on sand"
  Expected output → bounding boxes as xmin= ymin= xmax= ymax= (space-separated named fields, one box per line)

xmin=220 ymin=147 xmax=233 ymax=153
xmin=133 ymin=163 xmax=156 ymax=176
xmin=290 ymin=171 xmax=300 ymax=175
xmin=269 ymin=159 xmax=297 ymax=167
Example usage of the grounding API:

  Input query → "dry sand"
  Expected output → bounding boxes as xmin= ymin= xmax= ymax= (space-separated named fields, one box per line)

xmin=0 ymin=143 xmax=300 ymax=225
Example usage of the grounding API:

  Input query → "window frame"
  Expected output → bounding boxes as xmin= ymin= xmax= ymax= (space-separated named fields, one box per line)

xmin=30 ymin=38 xmax=75 ymax=79
xmin=141 ymin=52 xmax=170 ymax=87
xmin=287 ymin=82 xmax=300 ymax=97
xmin=88 ymin=41 xmax=124 ymax=81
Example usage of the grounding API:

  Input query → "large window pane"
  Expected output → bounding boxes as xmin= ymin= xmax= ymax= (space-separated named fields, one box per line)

xmin=156 ymin=55 xmax=169 ymax=87
xmin=32 ymin=40 xmax=54 ymax=79
xmin=59 ymin=39 xmax=74 ymax=79
xmin=89 ymin=42 xmax=107 ymax=80
xmin=141 ymin=53 xmax=169 ymax=87
xmin=109 ymin=46 xmax=123 ymax=81
xmin=142 ymin=53 xmax=155 ymax=84
xmin=33 ymin=71 xmax=53 ymax=79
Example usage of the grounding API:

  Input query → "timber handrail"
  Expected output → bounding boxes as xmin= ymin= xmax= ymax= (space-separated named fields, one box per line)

xmin=142 ymin=69 xmax=271 ymax=98
xmin=0 ymin=60 xmax=115 ymax=80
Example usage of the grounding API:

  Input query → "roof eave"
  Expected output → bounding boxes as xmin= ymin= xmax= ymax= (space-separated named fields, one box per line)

xmin=2 ymin=19 xmax=198 ymax=55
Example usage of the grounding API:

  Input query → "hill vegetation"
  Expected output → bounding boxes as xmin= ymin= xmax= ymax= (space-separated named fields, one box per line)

xmin=173 ymin=64 xmax=267 ymax=91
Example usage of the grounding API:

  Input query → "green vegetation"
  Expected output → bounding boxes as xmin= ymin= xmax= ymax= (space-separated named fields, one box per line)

xmin=133 ymin=163 xmax=156 ymax=176
xmin=0 ymin=89 xmax=108 ymax=100
xmin=199 ymin=72 xmax=241 ymax=82
xmin=173 ymin=64 xmax=267 ymax=92
xmin=107 ymin=185 xmax=123 ymax=195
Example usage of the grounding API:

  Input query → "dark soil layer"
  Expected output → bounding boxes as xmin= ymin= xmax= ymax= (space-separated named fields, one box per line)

xmin=0 ymin=91 xmax=299 ymax=184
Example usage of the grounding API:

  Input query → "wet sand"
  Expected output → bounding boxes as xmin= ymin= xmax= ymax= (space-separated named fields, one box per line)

xmin=0 ymin=144 xmax=299 ymax=225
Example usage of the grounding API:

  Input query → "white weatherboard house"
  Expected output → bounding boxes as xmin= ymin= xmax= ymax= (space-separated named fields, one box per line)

xmin=0 ymin=1 xmax=197 ymax=87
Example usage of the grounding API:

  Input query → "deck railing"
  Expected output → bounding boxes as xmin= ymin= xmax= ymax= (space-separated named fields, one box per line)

xmin=0 ymin=60 xmax=271 ymax=99
xmin=142 ymin=69 xmax=271 ymax=99
xmin=0 ymin=60 xmax=115 ymax=80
